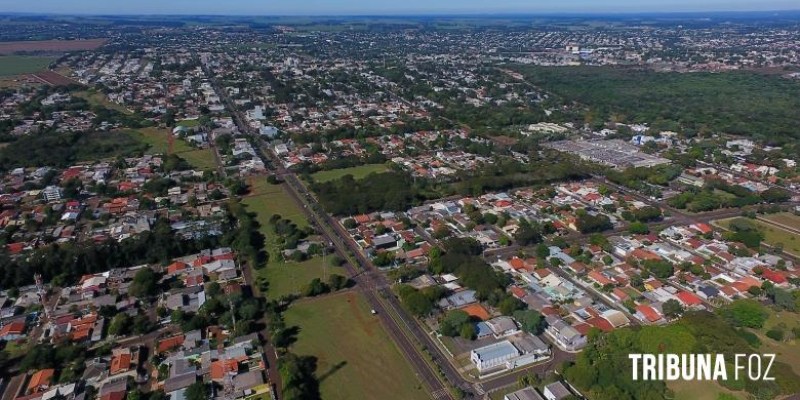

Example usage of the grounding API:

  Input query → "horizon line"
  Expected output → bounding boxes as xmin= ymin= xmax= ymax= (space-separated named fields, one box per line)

xmin=2 ymin=8 xmax=800 ymax=18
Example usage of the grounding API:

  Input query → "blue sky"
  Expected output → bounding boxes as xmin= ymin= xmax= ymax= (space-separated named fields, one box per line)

xmin=0 ymin=0 xmax=797 ymax=15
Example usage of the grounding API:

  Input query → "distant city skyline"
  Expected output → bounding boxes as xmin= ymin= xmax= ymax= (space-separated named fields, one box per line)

xmin=1 ymin=0 xmax=799 ymax=16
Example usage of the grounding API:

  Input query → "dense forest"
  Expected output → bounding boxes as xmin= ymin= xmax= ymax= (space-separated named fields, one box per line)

xmin=515 ymin=66 xmax=800 ymax=143
xmin=0 ymin=131 xmax=148 ymax=170
xmin=311 ymin=171 xmax=435 ymax=215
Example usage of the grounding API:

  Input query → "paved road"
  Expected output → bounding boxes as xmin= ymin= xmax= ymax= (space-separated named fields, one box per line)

xmin=200 ymin=59 xmax=284 ymax=399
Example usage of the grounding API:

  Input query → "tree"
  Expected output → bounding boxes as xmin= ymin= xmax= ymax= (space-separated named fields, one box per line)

xmin=513 ymin=309 xmax=545 ymax=334
xmin=719 ymin=299 xmax=768 ymax=328
xmin=108 ymin=313 xmax=133 ymax=337
xmin=498 ymin=296 xmax=526 ymax=316
xmin=643 ymin=260 xmax=675 ymax=279
xmin=373 ymin=251 xmax=395 ymax=267
xmin=460 ymin=323 xmax=477 ymax=340
xmin=400 ymin=289 xmax=433 ymax=316
xmin=629 ymin=222 xmax=650 ymax=235
xmin=327 ymin=274 xmax=349 ymax=291
xmin=575 ymin=213 xmax=613 ymax=234
xmin=303 ymin=278 xmax=329 ymax=297
xmin=535 ymin=243 xmax=550 ymax=259
xmin=129 ymin=268 xmax=160 ymax=298
xmin=184 ymin=382 xmax=205 ymax=400
xmin=761 ymin=187 xmax=791 ymax=203
xmin=440 ymin=310 xmax=470 ymax=337
xmin=662 ymin=299 xmax=684 ymax=319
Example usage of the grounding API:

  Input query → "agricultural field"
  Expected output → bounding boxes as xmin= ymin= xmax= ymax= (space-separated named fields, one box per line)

xmin=0 ymin=56 xmax=54 ymax=77
xmin=125 ymin=128 xmax=216 ymax=171
xmin=284 ymin=292 xmax=428 ymax=400
xmin=311 ymin=164 xmax=389 ymax=183
xmin=0 ymin=39 xmax=107 ymax=54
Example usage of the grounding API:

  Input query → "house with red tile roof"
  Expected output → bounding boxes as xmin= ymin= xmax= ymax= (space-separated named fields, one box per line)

xmin=26 ymin=369 xmax=54 ymax=394
xmin=110 ymin=348 xmax=133 ymax=375
xmin=637 ymin=304 xmax=663 ymax=323
xmin=587 ymin=270 xmax=614 ymax=286
xmin=0 ymin=321 xmax=26 ymax=341
xmin=585 ymin=317 xmax=614 ymax=332
xmin=675 ymin=291 xmax=703 ymax=307
xmin=157 ymin=335 xmax=185 ymax=354
xmin=509 ymin=286 xmax=527 ymax=299
xmin=210 ymin=359 xmax=240 ymax=381
xmin=460 ymin=304 xmax=491 ymax=321
xmin=567 ymin=262 xmax=587 ymax=275
xmin=630 ymin=248 xmax=663 ymax=262
xmin=761 ymin=269 xmax=787 ymax=285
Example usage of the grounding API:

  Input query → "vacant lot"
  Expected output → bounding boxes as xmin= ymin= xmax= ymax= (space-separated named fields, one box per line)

xmin=0 ymin=56 xmax=54 ymax=77
xmin=244 ymin=179 xmax=308 ymax=228
xmin=760 ymin=212 xmax=800 ymax=232
xmin=0 ymin=39 xmax=107 ymax=55
xmin=716 ymin=217 xmax=800 ymax=256
xmin=311 ymin=164 xmax=388 ymax=183
xmin=667 ymin=380 xmax=746 ymax=400
xmin=243 ymin=178 xmax=338 ymax=300
xmin=258 ymin=258 xmax=345 ymax=300
xmin=75 ymin=90 xmax=130 ymax=114
xmin=126 ymin=128 xmax=216 ymax=171
xmin=284 ymin=292 xmax=427 ymax=400
xmin=177 ymin=119 xmax=200 ymax=128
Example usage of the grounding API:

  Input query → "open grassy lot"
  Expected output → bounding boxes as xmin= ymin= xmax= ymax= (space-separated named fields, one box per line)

xmin=177 ymin=119 xmax=200 ymax=128
xmin=75 ymin=90 xmax=131 ymax=114
xmin=259 ymin=257 xmax=345 ymax=300
xmin=667 ymin=380 xmax=746 ymax=400
xmin=244 ymin=178 xmax=341 ymax=300
xmin=0 ymin=56 xmax=54 ymax=77
xmin=311 ymin=164 xmax=388 ymax=183
xmin=244 ymin=179 xmax=308 ymax=228
xmin=749 ymin=309 xmax=800 ymax=376
xmin=760 ymin=212 xmax=800 ymax=232
xmin=715 ymin=217 xmax=800 ymax=256
xmin=284 ymin=292 xmax=428 ymax=400
xmin=126 ymin=128 xmax=216 ymax=171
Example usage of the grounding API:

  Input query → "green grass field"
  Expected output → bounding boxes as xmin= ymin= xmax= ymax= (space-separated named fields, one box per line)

xmin=177 ymin=119 xmax=200 ymax=128
xmin=126 ymin=128 xmax=216 ymax=171
xmin=0 ymin=56 xmax=53 ymax=77
xmin=259 ymin=257 xmax=345 ymax=300
xmin=311 ymin=164 xmax=388 ymax=183
xmin=243 ymin=179 xmax=308 ymax=228
xmin=244 ymin=178 xmax=337 ymax=300
xmin=667 ymin=380 xmax=746 ymax=400
xmin=750 ymin=309 xmax=800 ymax=376
xmin=284 ymin=292 xmax=428 ymax=400
xmin=75 ymin=90 xmax=130 ymax=114
xmin=716 ymin=217 xmax=800 ymax=256
xmin=760 ymin=213 xmax=800 ymax=232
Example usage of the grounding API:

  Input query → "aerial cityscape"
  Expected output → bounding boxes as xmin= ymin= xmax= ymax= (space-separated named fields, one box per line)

xmin=1 ymin=1 xmax=800 ymax=400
